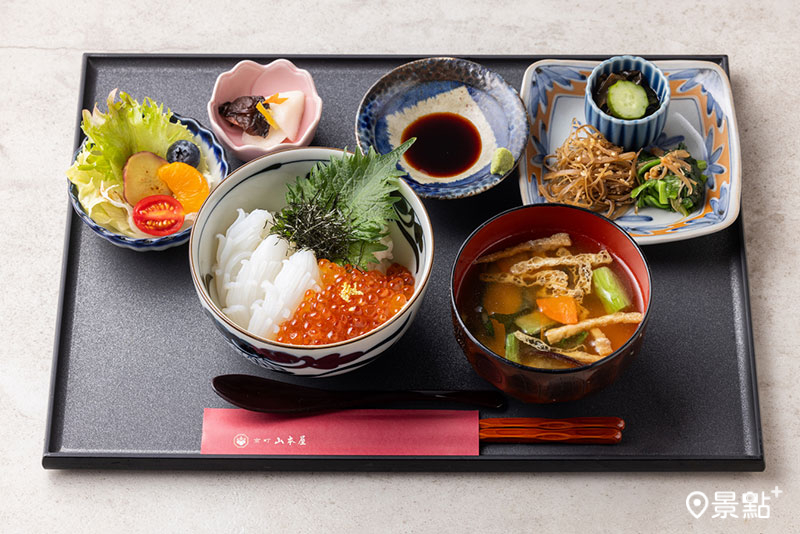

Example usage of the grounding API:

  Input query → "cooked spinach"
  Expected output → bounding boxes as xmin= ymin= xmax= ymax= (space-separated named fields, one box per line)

xmin=630 ymin=143 xmax=708 ymax=216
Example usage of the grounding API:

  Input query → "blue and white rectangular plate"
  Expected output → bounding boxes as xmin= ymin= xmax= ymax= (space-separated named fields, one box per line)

xmin=519 ymin=59 xmax=741 ymax=245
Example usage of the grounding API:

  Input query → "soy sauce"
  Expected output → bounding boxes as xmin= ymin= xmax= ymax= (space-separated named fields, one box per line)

xmin=401 ymin=112 xmax=481 ymax=177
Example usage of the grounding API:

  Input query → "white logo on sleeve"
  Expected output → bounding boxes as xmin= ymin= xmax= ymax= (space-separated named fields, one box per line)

xmin=233 ymin=433 xmax=249 ymax=448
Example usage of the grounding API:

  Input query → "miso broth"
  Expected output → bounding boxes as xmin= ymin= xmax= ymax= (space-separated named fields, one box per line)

xmin=457 ymin=232 xmax=643 ymax=369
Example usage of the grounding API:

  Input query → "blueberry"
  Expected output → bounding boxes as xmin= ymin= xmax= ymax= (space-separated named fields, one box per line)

xmin=166 ymin=140 xmax=201 ymax=168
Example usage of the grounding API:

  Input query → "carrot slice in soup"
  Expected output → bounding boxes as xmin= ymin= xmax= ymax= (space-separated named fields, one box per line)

xmin=485 ymin=319 xmax=506 ymax=357
xmin=536 ymin=296 xmax=579 ymax=325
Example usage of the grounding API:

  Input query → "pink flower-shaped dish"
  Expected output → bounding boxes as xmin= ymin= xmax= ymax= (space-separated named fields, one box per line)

xmin=207 ymin=59 xmax=323 ymax=161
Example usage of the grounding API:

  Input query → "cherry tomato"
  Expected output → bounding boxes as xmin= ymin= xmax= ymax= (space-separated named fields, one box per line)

xmin=132 ymin=195 xmax=185 ymax=236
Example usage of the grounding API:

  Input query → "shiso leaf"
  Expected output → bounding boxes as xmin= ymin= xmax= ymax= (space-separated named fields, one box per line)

xmin=270 ymin=139 xmax=415 ymax=269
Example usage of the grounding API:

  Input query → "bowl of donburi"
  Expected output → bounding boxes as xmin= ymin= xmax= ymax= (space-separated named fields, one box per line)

xmin=189 ymin=143 xmax=434 ymax=377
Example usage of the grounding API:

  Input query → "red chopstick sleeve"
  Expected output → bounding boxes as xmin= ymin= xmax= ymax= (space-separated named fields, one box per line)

xmin=201 ymin=408 xmax=480 ymax=456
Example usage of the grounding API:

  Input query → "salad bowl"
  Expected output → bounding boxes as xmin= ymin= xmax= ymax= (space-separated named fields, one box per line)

xmin=189 ymin=147 xmax=434 ymax=377
xmin=68 ymin=113 xmax=229 ymax=251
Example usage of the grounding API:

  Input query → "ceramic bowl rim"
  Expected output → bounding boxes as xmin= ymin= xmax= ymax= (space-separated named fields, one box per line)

xmin=67 ymin=113 xmax=229 ymax=248
xmin=450 ymin=202 xmax=652 ymax=374
xmin=188 ymin=145 xmax=435 ymax=351
xmin=206 ymin=58 xmax=323 ymax=157
xmin=354 ymin=56 xmax=529 ymax=199
xmin=584 ymin=55 xmax=671 ymax=126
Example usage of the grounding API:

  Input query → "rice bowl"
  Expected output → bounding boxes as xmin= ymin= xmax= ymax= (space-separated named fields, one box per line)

xmin=189 ymin=147 xmax=434 ymax=377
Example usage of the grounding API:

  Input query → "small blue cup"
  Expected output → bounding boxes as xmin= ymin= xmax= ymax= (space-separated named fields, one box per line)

xmin=584 ymin=56 xmax=670 ymax=151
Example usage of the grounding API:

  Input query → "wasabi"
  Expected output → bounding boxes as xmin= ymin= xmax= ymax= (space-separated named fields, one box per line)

xmin=490 ymin=147 xmax=514 ymax=175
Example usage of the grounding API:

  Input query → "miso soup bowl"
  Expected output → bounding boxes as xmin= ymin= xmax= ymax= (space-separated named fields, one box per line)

xmin=450 ymin=204 xmax=651 ymax=403
xmin=189 ymin=147 xmax=434 ymax=377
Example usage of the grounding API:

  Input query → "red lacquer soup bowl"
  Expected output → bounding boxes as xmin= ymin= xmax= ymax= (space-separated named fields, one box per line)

xmin=450 ymin=204 xmax=652 ymax=403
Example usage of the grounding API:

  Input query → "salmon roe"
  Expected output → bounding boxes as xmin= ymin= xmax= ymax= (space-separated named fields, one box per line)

xmin=275 ymin=259 xmax=415 ymax=345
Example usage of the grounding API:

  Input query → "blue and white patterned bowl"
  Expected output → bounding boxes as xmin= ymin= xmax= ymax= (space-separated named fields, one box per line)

xmin=584 ymin=56 xmax=670 ymax=151
xmin=189 ymin=147 xmax=434 ymax=377
xmin=68 ymin=113 xmax=229 ymax=251
xmin=356 ymin=57 xmax=529 ymax=199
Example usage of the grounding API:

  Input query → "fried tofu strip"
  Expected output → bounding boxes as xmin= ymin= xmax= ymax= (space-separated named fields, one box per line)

xmin=476 ymin=233 xmax=571 ymax=264
xmin=575 ymin=262 xmax=594 ymax=295
xmin=479 ymin=270 xmax=583 ymax=299
xmin=510 ymin=249 xmax=612 ymax=275
xmin=544 ymin=312 xmax=643 ymax=344
xmin=558 ymin=349 xmax=605 ymax=365
xmin=552 ymin=247 xmax=595 ymax=295
xmin=513 ymin=331 xmax=603 ymax=365
xmin=590 ymin=328 xmax=613 ymax=357
xmin=479 ymin=269 xmax=568 ymax=287
xmin=514 ymin=331 xmax=552 ymax=351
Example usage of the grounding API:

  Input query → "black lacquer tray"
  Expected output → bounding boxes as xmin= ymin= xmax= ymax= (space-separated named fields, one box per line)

xmin=43 ymin=54 xmax=763 ymax=471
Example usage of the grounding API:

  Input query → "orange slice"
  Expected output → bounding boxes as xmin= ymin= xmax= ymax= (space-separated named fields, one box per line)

xmin=157 ymin=162 xmax=209 ymax=213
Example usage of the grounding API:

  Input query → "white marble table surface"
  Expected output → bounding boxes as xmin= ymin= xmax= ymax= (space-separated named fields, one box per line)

xmin=1 ymin=0 xmax=798 ymax=531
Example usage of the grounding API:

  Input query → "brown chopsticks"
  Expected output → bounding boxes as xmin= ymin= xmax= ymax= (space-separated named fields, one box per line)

xmin=479 ymin=417 xmax=625 ymax=444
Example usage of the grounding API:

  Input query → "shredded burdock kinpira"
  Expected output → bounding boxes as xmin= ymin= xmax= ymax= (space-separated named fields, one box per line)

xmin=539 ymin=119 xmax=638 ymax=219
